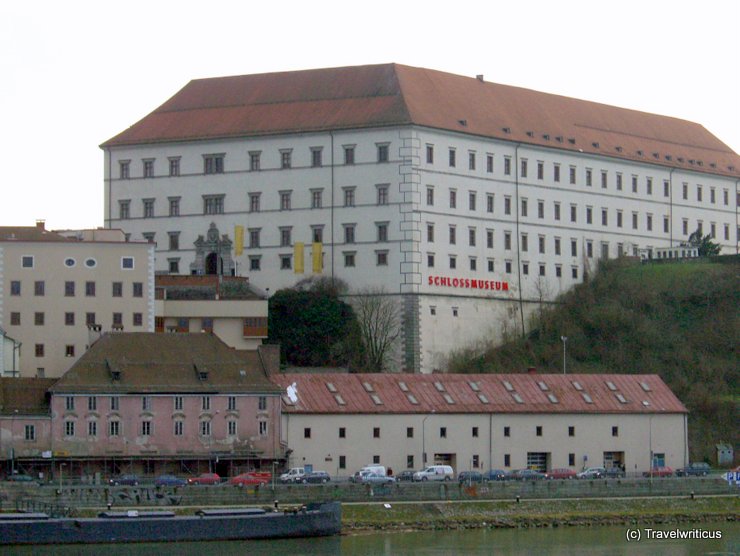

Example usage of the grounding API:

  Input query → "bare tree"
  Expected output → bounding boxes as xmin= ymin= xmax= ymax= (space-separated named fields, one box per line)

xmin=352 ymin=288 xmax=402 ymax=372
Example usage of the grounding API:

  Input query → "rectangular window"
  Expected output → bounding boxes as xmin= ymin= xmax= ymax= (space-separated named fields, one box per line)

xmin=682 ymin=183 xmax=688 ymax=200
xmin=468 ymin=228 xmax=476 ymax=247
xmin=571 ymin=239 xmax=577 ymax=257
xmin=280 ymin=150 xmax=292 ymax=169
xmin=377 ymin=144 xmax=389 ymax=163
xmin=280 ymin=191 xmax=292 ymax=210
xmin=538 ymin=200 xmax=544 ymax=219
xmin=569 ymin=453 xmax=575 ymax=466
xmin=142 ymin=396 xmax=151 ymax=411
xmin=449 ymin=189 xmax=457 ymax=208
xmin=538 ymin=235 xmax=545 ymax=254
xmin=343 ymin=188 xmax=355 ymax=207
xmin=468 ymin=152 xmax=476 ymax=170
xmin=201 ymin=396 xmax=211 ymax=411
xmin=554 ymin=237 xmax=561 ymax=255
xmin=10 ymin=281 xmax=21 ymax=296
xmin=520 ymin=159 xmax=528 ymax=178
xmin=377 ymin=185 xmax=389 ymax=205
xmin=504 ymin=231 xmax=511 ymax=250
xmin=427 ymin=223 xmax=434 ymax=243
xmin=249 ymin=193 xmax=261 ymax=213
xmin=487 ymin=229 xmax=494 ymax=249
xmin=569 ymin=166 xmax=576 ymax=184
xmin=486 ymin=154 xmax=493 ymax=173
xmin=174 ymin=396 xmax=183 ymax=411
xmin=377 ymin=223 xmax=388 ymax=242
xmin=141 ymin=421 xmax=151 ymax=436
xmin=469 ymin=191 xmax=476 ymax=211
xmin=34 ymin=281 xmax=45 ymax=296
xmin=586 ymin=168 xmax=592 ymax=186
xmin=259 ymin=421 xmax=268 ymax=436
xmin=521 ymin=198 xmax=528 ymax=217
xmin=110 ymin=397 xmax=119 ymax=411
xmin=112 ymin=282 xmax=123 ymax=297
xmin=537 ymin=161 xmax=544 ymax=180
xmin=228 ymin=421 xmax=237 ymax=436
xmin=65 ymin=421 xmax=75 ymax=437
xmin=448 ymin=148 xmax=456 ymax=167
xmin=632 ymin=212 xmax=638 ymax=230
xmin=168 ymin=232 xmax=180 ymax=251
xmin=174 ymin=421 xmax=183 ymax=436
xmin=203 ymin=195 xmax=224 ymax=214
xmin=66 ymin=396 xmax=75 ymax=411
xmin=664 ymin=180 xmax=670 ymax=197
xmin=504 ymin=196 xmax=511 ymax=215
xmin=521 ymin=233 xmax=528 ymax=252
xmin=407 ymin=427 xmax=414 ymax=438
xmin=616 ymin=173 xmax=623 ymax=190
xmin=449 ymin=225 xmax=456 ymax=245
xmin=570 ymin=204 xmax=577 ymax=223
xmin=143 ymin=198 xmax=155 ymax=218
xmin=554 ymin=202 xmax=560 ymax=221
xmin=168 ymin=157 xmax=180 ymax=176
xmin=646 ymin=178 xmax=653 ymax=195
xmin=169 ymin=198 xmax=180 ymax=216
xmin=85 ymin=281 xmax=96 ymax=297
xmin=10 ymin=312 xmax=21 ymax=326
xmin=504 ymin=426 xmax=510 ymax=437
xmin=601 ymin=208 xmax=608 ymax=226
xmin=426 ymin=186 xmax=434 ymax=206
xmin=504 ymin=157 xmax=511 ymax=175
xmin=203 ymin=154 xmax=224 ymax=174
xmin=426 ymin=145 xmax=434 ymax=163
xmin=440 ymin=427 xmax=447 ymax=438
xmin=65 ymin=344 xmax=75 ymax=357
xmin=344 ymin=252 xmax=355 ymax=267
xmin=617 ymin=211 xmax=623 ymax=228
xmin=25 ymin=424 xmax=35 ymax=441
xmin=568 ymin=426 xmax=575 ymax=437
xmin=487 ymin=194 xmax=494 ymax=213
xmin=612 ymin=426 xmax=619 ymax=437
xmin=119 ymin=160 xmax=130 ymax=179
xmin=311 ymin=148 xmax=323 ymax=168
xmin=119 ymin=200 xmax=130 ymax=220
xmin=200 ymin=421 xmax=211 ymax=436
xmin=536 ymin=425 xmax=543 ymax=436
xmin=249 ymin=229 xmax=260 ymax=248
xmin=344 ymin=146 xmax=355 ymax=165
xmin=142 ymin=159 xmax=154 ymax=178
xmin=586 ymin=207 xmax=593 ymax=224
xmin=472 ymin=426 xmax=479 ymax=438
xmin=344 ymin=225 xmax=356 ymax=244
xmin=601 ymin=171 xmax=607 ymax=188
xmin=112 ymin=312 xmax=123 ymax=327
xmin=258 ymin=396 xmax=267 ymax=411
xmin=553 ymin=164 xmax=560 ymax=182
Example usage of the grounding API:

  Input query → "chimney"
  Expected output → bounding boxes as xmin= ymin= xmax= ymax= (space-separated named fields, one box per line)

xmin=527 ymin=367 xmax=537 ymax=374
xmin=476 ymin=74 xmax=484 ymax=82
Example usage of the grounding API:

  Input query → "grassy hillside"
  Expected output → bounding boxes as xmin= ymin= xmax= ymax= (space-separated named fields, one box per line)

xmin=448 ymin=257 xmax=739 ymax=462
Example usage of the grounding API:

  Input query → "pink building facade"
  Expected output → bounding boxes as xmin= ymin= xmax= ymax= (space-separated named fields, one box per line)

xmin=46 ymin=333 xmax=284 ymax=479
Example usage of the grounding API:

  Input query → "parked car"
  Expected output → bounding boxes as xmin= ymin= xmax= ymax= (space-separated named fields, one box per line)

xmin=545 ymin=468 xmax=577 ymax=480
xmin=108 ymin=474 xmax=139 ymax=486
xmin=643 ymin=466 xmax=673 ymax=478
xmin=229 ymin=472 xmax=272 ymax=487
xmin=483 ymin=469 xmax=509 ymax=482
xmin=279 ymin=467 xmax=305 ymax=484
xmin=510 ymin=469 xmax=545 ymax=481
xmin=349 ymin=470 xmax=371 ymax=483
xmin=395 ymin=470 xmax=415 ymax=482
xmin=413 ymin=465 xmax=454 ymax=482
xmin=362 ymin=472 xmax=395 ymax=485
xmin=458 ymin=471 xmax=483 ymax=484
xmin=675 ymin=462 xmax=711 ymax=477
xmin=155 ymin=474 xmax=187 ymax=487
xmin=302 ymin=471 xmax=331 ymax=484
xmin=187 ymin=473 xmax=221 ymax=485
xmin=5 ymin=474 xmax=36 ymax=483
xmin=576 ymin=467 xmax=606 ymax=480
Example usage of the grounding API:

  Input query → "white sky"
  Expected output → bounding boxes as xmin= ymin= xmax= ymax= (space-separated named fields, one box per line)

xmin=1 ymin=0 xmax=738 ymax=230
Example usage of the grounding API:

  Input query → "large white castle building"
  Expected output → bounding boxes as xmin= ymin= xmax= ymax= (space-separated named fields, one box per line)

xmin=101 ymin=64 xmax=740 ymax=373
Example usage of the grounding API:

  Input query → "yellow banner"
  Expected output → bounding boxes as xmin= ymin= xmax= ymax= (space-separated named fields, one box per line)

xmin=294 ymin=242 xmax=305 ymax=273
xmin=234 ymin=225 xmax=244 ymax=256
xmin=312 ymin=242 xmax=323 ymax=273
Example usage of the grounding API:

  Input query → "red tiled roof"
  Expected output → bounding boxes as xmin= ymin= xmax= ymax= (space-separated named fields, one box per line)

xmin=272 ymin=373 xmax=687 ymax=415
xmin=101 ymin=64 xmax=740 ymax=178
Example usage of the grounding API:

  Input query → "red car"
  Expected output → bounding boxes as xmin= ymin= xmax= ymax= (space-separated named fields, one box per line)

xmin=545 ymin=468 xmax=577 ymax=480
xmin=229 ymin=472 xmax=272 ymax=487
xmin=187 ymin=473 xmax=221 ymax=485
xmin=643 ymin=466 xmax=674 ymax=478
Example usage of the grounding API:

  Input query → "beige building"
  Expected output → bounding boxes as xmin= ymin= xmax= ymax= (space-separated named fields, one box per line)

xmin=154 ymin=274 xmax=268 ymax=350
xmin=0 ymin=222 xmax=154 ymax=377
xmin=272 ymin=372 xmax=688 ymax=477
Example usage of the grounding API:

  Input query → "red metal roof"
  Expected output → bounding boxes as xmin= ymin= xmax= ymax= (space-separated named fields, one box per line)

xmin=272 ymin=373 xmax=687 ymax=415
xmin=101 ymin=63 xmax=739 ymax=178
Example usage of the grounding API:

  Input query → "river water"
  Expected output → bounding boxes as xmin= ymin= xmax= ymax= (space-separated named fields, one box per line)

xmin=4 ymin=523 xmax=738 ymax=555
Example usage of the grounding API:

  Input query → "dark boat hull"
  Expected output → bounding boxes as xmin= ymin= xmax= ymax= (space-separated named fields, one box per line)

xmin=0 ymin=502 xmax=341 ymax=545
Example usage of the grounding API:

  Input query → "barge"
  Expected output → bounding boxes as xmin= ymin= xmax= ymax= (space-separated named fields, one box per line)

xmin=0 ymin=501 xmax=341 ymax=545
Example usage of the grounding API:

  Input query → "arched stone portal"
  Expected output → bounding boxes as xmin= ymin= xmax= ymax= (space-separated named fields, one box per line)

xmin=190 ymin=223 xmax=235 ymax=276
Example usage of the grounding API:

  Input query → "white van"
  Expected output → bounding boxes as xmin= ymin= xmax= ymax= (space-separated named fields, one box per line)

xmin=279 ymin=467 xmax=305 ymax=483
xmin=413 ymin=465 xmax=454 ymax=482
xmin=359 ymin=465 xmax=386 ymax=477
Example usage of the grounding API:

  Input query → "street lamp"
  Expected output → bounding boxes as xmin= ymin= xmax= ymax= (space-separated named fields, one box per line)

xmin=421 ymin=410 xmax=435 ymax=467
xmin=560 ymin=336 xmax=568 ymax=374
